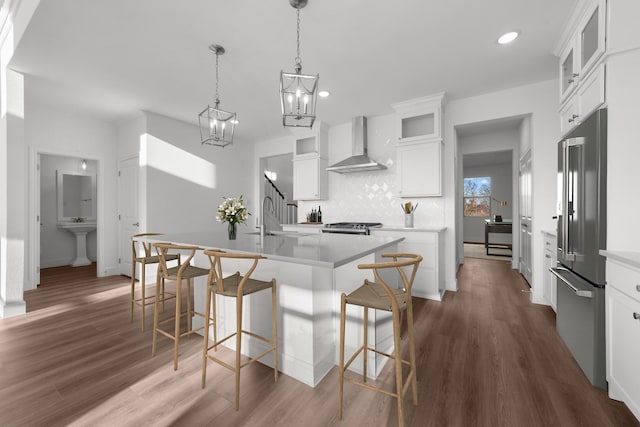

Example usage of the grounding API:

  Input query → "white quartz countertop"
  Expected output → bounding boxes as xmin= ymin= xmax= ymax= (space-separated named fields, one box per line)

xmin=600 ymin=250 xmax=640 ymax=270
xmin=143 ymin=230 xmax=404 ymax=268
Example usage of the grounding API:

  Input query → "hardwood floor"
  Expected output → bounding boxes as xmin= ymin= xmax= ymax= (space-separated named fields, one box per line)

xmin=1 ymin=260 xmax=638 ymax=426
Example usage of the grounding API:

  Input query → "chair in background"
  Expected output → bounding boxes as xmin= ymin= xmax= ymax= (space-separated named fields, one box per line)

xmin=152 ymin=243 xmax=210 ymax=370
xmin=338 ymin=253 xmax=423 ymax=427
xmin=130 ymin=233 xmax=179 ymax=331
xmin=201 ymin=249 xmax=278 ymax=410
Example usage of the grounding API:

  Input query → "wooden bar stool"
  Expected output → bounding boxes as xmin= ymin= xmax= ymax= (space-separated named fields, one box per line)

xmin=152 ymin=243 xmax=210 ymax=370
xmin=201 ymin=249 xmax=278 ymax=411
xmin=338 ymin=253 xmax=422 ymax=427
xmin=130 ymin=233 xmax=180 ymax=331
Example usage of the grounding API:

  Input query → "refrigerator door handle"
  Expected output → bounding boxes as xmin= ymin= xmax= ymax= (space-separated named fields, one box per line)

xmin=560 ymin=137 xmax=585 ymax=263
xmin=550 ymin=267 xmax=593 ymax=298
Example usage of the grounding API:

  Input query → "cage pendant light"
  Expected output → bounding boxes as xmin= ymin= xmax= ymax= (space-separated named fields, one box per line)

xmin=280 ymin=0 xmax=319 ymax=128
xmin=199 ymin=44 xmax=236 ymax=147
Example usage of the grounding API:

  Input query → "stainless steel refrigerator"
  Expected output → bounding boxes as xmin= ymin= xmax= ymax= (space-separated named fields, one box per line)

xmin=551 ymin=107 xmax=607 ymax=390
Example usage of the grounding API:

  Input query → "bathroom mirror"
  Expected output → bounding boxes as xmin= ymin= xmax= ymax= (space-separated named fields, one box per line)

xmin=57 ymin=170 xmax=97 ymax=221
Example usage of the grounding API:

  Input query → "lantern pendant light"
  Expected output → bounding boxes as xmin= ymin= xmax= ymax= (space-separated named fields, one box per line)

xmin=280 ymin=0 xmax=319 ymax=128
xmin=199 ymin=44 xmax=236 ymax=147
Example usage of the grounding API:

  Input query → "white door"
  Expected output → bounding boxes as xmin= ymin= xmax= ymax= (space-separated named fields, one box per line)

xmin=519 ymin=150 xmax=533 ymax=283
xmin=118 ymin=155 xmax=139 ymax=276
xmin=35 ymin=153 xmax=41 ymax=286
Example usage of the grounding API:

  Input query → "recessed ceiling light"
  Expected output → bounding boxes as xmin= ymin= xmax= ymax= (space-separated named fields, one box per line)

xmin=498 ymin=31 xmax=519 ymax=44
xmin=319 ymin=90 xmax=331 ymax=98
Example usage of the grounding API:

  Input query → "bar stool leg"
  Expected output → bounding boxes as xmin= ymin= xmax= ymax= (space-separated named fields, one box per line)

xmin=392 ymin=309 xmax=404 ymax=427
xmin=173 ymin=278 xmax=182 ymax=371
xmin=152 ymin=274 xmax=161 ymax=356
xmin=235 ymin=295 xmax=243 ymax=411
xmin=338 ymin=293 xmax=346 ymax=420
xmin=140 ymin=260 xmax=146 ymax=331
xmin=186 ymin=278 xmax=192 ymax=333
xmin=201 ymin=283 xmax=212 ymax=388
xmin=363 ymin=306 xmax=368 ymax=382
xmin=271 ymin=279 xmax=279 ymax=381
xmin=407 ymin=299 xmax=418 ymax=405
xmin=130 ymin=260 xmax=136 ymax=323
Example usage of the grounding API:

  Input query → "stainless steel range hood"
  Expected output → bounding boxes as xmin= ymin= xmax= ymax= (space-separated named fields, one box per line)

xmin=326 ymin=116 xmax=387 ymax=174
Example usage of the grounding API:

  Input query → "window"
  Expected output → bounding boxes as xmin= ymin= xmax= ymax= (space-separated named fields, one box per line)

xmin=464 ymin=177 xmax=491 ymax=217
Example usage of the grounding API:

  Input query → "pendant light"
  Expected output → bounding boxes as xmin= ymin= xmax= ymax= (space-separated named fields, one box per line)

xmin=198 ymin=44 xmax=236 ymax=148
xmin=280 ymin=0 xmax=319 ymax=128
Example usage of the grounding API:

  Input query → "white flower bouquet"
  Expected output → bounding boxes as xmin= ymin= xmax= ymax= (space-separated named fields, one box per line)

xmin=216 ymin=195 xmax=250 ymax=225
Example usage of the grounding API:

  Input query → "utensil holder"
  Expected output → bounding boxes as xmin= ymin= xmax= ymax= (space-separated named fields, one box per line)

xmin=404 ymin=213 xmax=414 ymax=228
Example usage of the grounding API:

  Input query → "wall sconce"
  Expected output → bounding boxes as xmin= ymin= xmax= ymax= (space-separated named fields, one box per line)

xmin=491 ymin=197 xmax=507 ymax=222
xmin=81 ymin=159 xmax=87 ymax=170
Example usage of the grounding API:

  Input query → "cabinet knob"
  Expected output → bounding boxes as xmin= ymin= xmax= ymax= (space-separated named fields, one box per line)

xmin=545 ymin=254 xmax=551 ymax=259
xmin=634 ymin=312 xmax=640 ymax=320
xmin=636 ymin=285 xmax=640 ymax=292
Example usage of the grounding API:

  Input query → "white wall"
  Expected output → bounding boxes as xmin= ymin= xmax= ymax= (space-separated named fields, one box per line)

xmin=462 ymin=162 xmax=513 ymax=243
xmin=40 ymin=155 xmax=97 ymax=267
xmin=142 ymin=112 xmax=254 ymax=234
xmin=444 ymin=79 xmax=559 ymax=303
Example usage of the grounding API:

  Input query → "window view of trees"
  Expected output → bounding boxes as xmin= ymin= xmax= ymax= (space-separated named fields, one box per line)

xmin=464 ymin=177 xmax=491 ymax=217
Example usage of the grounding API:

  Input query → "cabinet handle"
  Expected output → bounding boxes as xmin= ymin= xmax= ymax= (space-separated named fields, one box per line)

xmin=568 ymin=73 xmax=580 ymax=84
xmin=636 ymin=285 xmax=640 ymax=292
xmin=634 ymin=313 xmax=640 ymax=320
xmin=545 ymin=254 xmax=551 ymax=259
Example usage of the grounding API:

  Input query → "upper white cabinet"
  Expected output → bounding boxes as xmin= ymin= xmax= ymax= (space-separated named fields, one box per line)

xmin=293 ymin=122 xmax=328 ymax=159
xmin=292 ymin=121 xmax=328 ymax=200
xmin=557 ymin=0 xmax=607 ymax=133
xmin=559 ymin=0 xmax=606 ymax=103
xmin=392 ymin=92 xmax=445 ymax=144
xmin=392 ymin=93 xmax=445 ymax=197
xmin=397 ymin=139 xmax=442 ymax=197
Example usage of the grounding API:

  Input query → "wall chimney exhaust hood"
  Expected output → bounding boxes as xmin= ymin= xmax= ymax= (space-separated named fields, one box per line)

xmin=326 ymin=116 xmax=387 ymax=174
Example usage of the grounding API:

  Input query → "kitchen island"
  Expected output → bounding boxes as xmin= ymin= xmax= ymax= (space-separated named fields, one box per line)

xmin=143 ymin=230 xmax=403 ymax=387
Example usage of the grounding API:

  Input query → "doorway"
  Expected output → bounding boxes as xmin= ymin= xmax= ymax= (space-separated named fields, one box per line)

xmin=455 ymin=116 xmax=524 ymax=269
xmin=29 ymin=151 xmax=100 ymax=289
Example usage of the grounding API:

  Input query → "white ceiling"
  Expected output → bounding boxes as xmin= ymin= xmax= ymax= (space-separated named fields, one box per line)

xmin=10 ymin=0 xmax=577 ymax=144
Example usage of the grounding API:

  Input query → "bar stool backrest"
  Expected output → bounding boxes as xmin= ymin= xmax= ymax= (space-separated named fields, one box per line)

xmin=203 ymin=249 xmax=266 ymax=296
xmin=154 ymin=243 xmax=201 ymax=280
xmin=132 ymin=233 xmax=164 ymax=259
xmin=357 ymin=253 xmax=423 ymax=305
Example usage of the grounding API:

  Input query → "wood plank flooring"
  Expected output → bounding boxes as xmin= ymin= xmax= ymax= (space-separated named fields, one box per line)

xmin=1 ymin=260 xmax=638 ymax=426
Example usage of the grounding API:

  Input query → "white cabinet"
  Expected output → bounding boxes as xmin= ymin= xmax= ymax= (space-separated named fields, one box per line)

xmin=293 ymin=157 xmax=327 ymax=201
xmin=558 ymin=0 xmax=606 ymax=104
xmin=369 ymin=228 xmax=445 ymax=301
xmin=605 ymin=257 xmax=640 ymax=421
xmin=391 ymin=92 xmax=444 ymax=144
xmin=397 ymin=140 xmax=442 ymax=197
xmin=557 ymin=0 xmax=607 ymax=133
xmin=542 ymin=231 xmax=557 ymax=311
xmin=559 ymin=63 xmax=606 ymax=135
xmin=392 ymin=93 xmax=445 ymax=198
xmin=292 ymin=121 xmax=328 ymax=201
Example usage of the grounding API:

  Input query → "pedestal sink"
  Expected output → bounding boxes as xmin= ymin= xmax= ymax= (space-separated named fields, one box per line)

xmin=58 ymin=222 xmax=97 ymax=266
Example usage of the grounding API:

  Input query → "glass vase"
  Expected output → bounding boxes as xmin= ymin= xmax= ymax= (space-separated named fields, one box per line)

xmin=228 ymin=222 xmax=237 ymax=240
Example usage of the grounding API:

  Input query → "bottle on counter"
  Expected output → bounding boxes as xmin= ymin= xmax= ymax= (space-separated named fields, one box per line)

xmin=311 ymin=208 xmax=316 ymax=223
xmin=317 ymin=206 xmax=322 ymax=223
